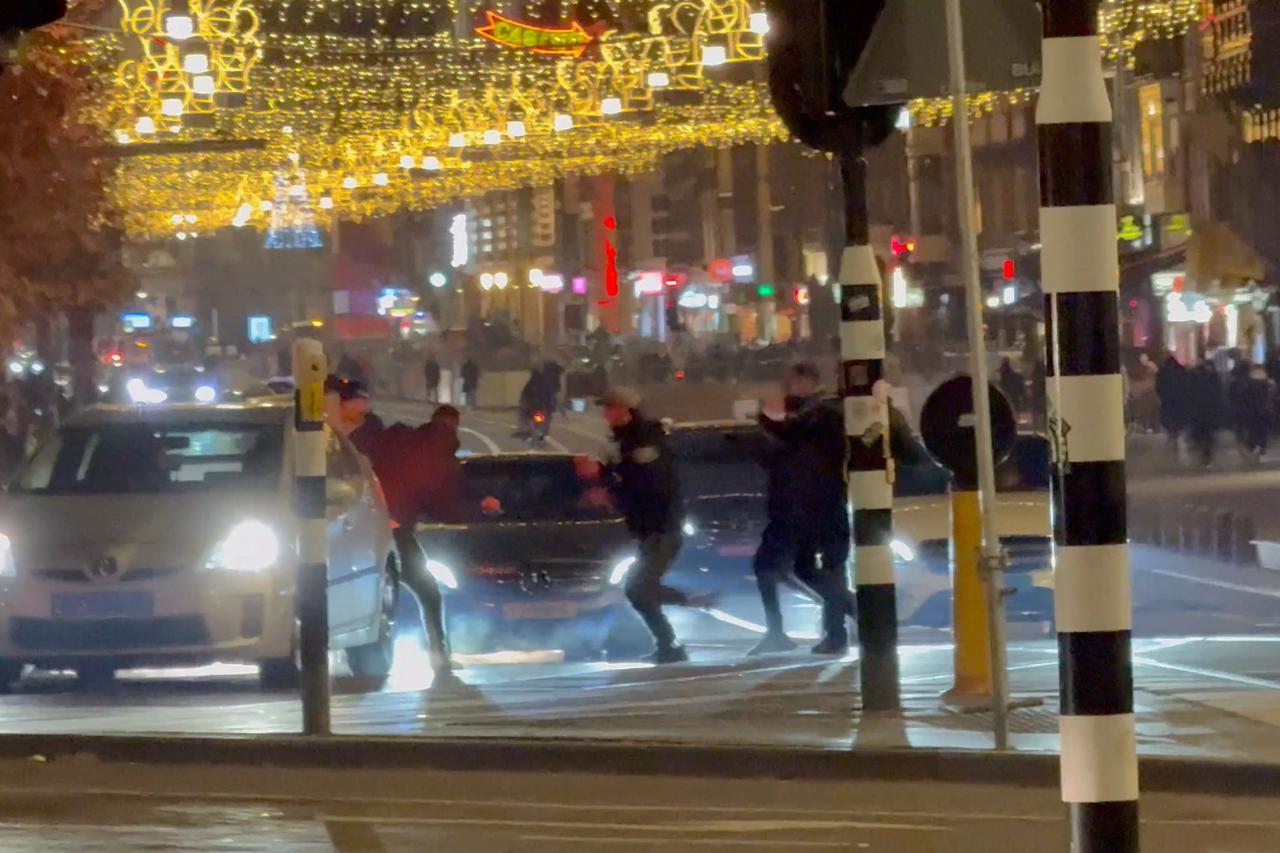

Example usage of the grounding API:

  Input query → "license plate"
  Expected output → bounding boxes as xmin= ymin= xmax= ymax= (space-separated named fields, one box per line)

xmin=51 ymin=591 xmax=155 ymax=619
xmin=502 ymin=601 xmax=578 ymax=620
xmin=717 ymin=544 xmax=756 ymax=557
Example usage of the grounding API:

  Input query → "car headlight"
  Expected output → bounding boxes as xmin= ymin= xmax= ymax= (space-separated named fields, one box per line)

xmin=609 ymin=555 xmax=637 ymax=586
xmin=890 ymin=539 xmax=916 ymax=562
xmin=194 ymin=384 xmax=217 ymax=403
xmin=682 ymin=520 xmax=696 ymax=537
xmin=204 ymin=521 xmax=280 ymax=573
xmin=425 ymin=558 xmax=458 ymax=590
xmin=126 ymin=378 xmax=168 ymax=405
xmin=0 ymin=534 xmax=14 ymax=578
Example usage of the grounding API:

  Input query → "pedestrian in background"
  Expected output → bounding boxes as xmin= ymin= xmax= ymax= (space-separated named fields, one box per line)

xmin=747 ymin=363 xmax=852 ymax=656
xmin=461 ymin=357 xmax=479 ymax=407
xmin=576 ymin=389 xmax=711 ymax=664
xmin=1156 ymin=354 xmax=1189 ymax=450
xmin=997 ymin=357 xmax=1025 ymax=420
xmin=1186 ymin=360 xmax=1221 ymax=467
xmin=424 ymin=353 xmax=441 ymax=404
xmin=1238 ymin=364 xmax=1275 ymax=462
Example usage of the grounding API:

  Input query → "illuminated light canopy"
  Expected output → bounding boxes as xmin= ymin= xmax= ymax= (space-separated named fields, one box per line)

xmin=553 ymin=113 xmax=574 ymax=132
xmin=133 ymin=116 xmax=154 ymax=135
xmin=475 ymin=11 xmax=594 ymax=58
xmin=601 ymin=97 xmax=623 ymax=115
xmin=342 ymin=175 xmax=358 ymax=190
xmin=483 ymin=129 xmax=502 ymax=145
xmin=701 ymin=45 xmax=728 ymax=67
xmin=259 ymin=200 xmax=273 ymax=212
xmin=448 ymin=132 xmax=467 ymax=148
xmin=647 ymin=71 xmax=670 ymax=88
xmin=161 ymin=98 xmax=184 ymax=118
xmin=506 ymin=120 xmax=527 ymax=138
xmin=749 ymin=12 xmax=770 ymax=35
xmin=399 ymin=154 xmax=416 ymax=169
xmin=163 ymin=14 xmax=193 ymax=40
xmin=114 ymin=130 xmax=130 ymax=143
xmin=191 ymin=75 xmax=215 ymax=96
xmin=182 ymin=52 xmax=210 ymax=74
xmin=319 ymin=194 xmax=333 ymax=210
xmin=372 ymin=172 xmax=389 ymax=186
xmin=421 ymin=155 xmax=442 ymax=171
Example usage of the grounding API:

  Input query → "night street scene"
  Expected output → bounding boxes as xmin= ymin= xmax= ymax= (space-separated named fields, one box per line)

xmin=3 ymin=0 xmax=1280 ymax=850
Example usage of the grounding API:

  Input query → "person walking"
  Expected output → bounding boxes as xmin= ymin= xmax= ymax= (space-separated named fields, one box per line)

xmin=576 ymin=389 xmax=709 ymax=664
xmin=747 ymin=363 xmax=853 ymax=656
xmin=997 ymin=357 xmax=1025 ymax=420
xmin=1186 ymin=360 xmax=1222 ymax=468
xmin=1156 ymin=354 xmax=1189 ymax=450
xmin=1238 ymin=364 xmax=1275 ymax=462
xmin=424 ymin=353 xmax=441 ymax=404
xmin=325 ymin=376 xmax=456 ymax=674
xmin=461 ymin=357 xmax=480 ymax=407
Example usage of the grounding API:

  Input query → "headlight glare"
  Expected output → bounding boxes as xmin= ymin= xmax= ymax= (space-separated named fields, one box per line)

xmin=425 ymin=558 xmax=458 ymax=590
xmin=609 ymin=555 xmax=637 ymax=586
xmin=194 ymin=384 xmax=217 ymax=403
xmin=205 ymin=521 xmax=280 ymax=572
xmin=0 ymin=534 xmax=14 ymax=577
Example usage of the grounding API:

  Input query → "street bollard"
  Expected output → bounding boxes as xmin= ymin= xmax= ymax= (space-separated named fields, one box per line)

xmin=942 ymin=489 xmax=992 ymax=704
xmin=1214 ymin=511 xmax=1234 ymax=562
xmin=293 ymin=338 xmax=330 ymax=736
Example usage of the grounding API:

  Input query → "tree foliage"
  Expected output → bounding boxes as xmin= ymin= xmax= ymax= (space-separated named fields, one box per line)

xmin=0 ymin=11 xmax=128 ymax=345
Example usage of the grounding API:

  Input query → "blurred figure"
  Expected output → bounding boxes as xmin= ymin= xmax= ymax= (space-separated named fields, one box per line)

xmin=997 ymin=357 xmax=1025 ymax=418
xmin=577 ymin=389 xmax=709 ymax=664
xmin=515 ymin=365 xmax=555 ymax=439
xmin=542 ymin=359 xmax=565 ymax=413
xmin=1238 ymin=364 xmax=1276 ymax=462
xmin=424 ymin=353 xmax=441 ymax=404
xmin=1156 ymin=354 xmax=1189 ymax=449
xmin=325 ymin=376 xmax=456 ymax=673
xmin=1186 ymin=361 xmax=1221 ymax=467
xmin=749 ymin=363 xmax=852 ymax=657
xmin=461 ymin=357 xmax=480 ymax=407
xmin=0 ymin=393 xmax=24 ymax=481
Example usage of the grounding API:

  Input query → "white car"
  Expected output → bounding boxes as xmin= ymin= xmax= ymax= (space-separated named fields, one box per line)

xmin=0 ymin=400 xmax=399 ymax=690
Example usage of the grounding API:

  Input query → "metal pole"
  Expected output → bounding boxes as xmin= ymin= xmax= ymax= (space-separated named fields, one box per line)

xmin=943 ymin=0 xmax=1010 ymax=747
xmin=293 ymin=337 xmax=331 ymax=736
xmin=838 ymin=135 xmax=900 ymax=713
xmin=1038 ymin=1 xmax=1138 ymax=849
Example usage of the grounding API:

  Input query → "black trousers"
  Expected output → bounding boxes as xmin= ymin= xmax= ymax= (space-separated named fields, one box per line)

xmin=752 ymin=521 xmax=851 ymax=642
xmin=393 ymin=526 xmax=450 ymax=659
xmin=624 ymin=531 xmax=686 ymax=650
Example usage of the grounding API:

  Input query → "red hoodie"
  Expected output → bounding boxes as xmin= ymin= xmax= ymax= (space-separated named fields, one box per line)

xmin=349 ymin=415 xmax=465 ymax=526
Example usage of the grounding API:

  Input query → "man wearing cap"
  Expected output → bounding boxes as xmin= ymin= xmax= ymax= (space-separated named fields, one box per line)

xmin=324 ymin=376 xmax=456 ymax=673
xmin=577 ymin=389 xmax=707 ymax=664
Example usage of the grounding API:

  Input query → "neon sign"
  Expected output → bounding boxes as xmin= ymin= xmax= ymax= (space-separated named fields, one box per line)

xmin=476 ymin=12 xmax=594 ymax=57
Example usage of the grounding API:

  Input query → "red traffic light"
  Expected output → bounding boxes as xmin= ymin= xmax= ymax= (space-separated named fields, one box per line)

xmin=890 ymin=235 xmax=916 ymax=257
xmin=1002 ymin=259 xmax=1015 ymax=280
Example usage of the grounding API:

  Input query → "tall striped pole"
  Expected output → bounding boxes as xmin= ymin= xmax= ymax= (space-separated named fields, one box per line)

xmin=837 ymin=140 xmax=900 ymax=712
xmin=293 ymin=338 xmax=331 ymax=736
xmin=1037 ymin=2 xmax=1138 ymax=849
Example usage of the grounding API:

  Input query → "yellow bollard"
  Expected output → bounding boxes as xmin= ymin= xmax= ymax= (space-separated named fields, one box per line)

xmin=943 ymin=488 xmax=993 ymax=704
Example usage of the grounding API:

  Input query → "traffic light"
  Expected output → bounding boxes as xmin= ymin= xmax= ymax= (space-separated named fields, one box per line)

xmin=764 ymin=0 xmax=894 ymax=151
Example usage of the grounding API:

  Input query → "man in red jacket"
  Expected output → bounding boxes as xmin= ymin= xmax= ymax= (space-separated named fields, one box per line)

xmin=326 ymin=377 xmax=457 ymax=673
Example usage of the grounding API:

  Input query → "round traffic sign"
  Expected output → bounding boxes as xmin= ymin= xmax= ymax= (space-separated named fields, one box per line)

xmin=919 ymin=375 xmax=1016 ymax=488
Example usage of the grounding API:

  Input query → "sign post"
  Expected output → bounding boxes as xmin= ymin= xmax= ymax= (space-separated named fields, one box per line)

xmin=293 ymin=338 xmax=330 ymax=736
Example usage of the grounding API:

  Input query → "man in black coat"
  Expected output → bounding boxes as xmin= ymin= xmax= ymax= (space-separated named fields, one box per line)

xmin=749 ymin=363 xmax=853 ymax=656
xmin=577 ymin=389 xmax=709 ymax=663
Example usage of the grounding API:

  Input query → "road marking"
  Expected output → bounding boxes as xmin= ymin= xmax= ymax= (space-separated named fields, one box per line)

xmin=321 ymin=815 xmax=950 ymax=833
xmin=1134 ymin=566 xmax=1280 ymax=600
xmin=1130 ymin=656 xmax=1280 ymax=690
xmin=459 ymin=426 xmax=500 ymax=455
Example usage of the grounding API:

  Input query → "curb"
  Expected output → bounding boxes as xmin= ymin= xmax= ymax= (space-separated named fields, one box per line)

xmin=0 ymin=733 xmax=1274 ymax=797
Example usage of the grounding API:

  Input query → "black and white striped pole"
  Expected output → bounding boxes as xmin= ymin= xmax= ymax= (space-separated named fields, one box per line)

xmin=1037 ymin=1 xmax=1138 ymax=849
xmin=837 ymin=139 xmax=900 ymax=712
xmin=293 ymin=338 xmax=331 ymax=736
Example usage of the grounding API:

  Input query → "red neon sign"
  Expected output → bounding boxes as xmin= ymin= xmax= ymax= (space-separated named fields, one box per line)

xmin=476 ymin=12 xmax=594 ymax=57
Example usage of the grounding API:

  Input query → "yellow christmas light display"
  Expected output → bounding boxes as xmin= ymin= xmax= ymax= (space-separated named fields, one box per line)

xmin=81 ymin=0 xmax=1203 ymax=235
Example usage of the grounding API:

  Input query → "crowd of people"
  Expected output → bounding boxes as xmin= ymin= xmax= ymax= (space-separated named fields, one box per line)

xmin=1152 ymin=352 xmax=1278 ymax=466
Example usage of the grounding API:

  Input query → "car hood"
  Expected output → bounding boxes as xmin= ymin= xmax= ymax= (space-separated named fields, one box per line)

xmin=414 ymin=517 xmax=631 ymax=569
xmin=894 ymin=491 xmax=1050 ymax=543
xmin=0 ymin=492 xmax=289 ymax=571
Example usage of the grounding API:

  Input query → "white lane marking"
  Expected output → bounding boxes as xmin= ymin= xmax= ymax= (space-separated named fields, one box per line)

xmin=1134 ymin=566 xmax=1280 ymax=600
xmin=322 ymin=815 xmax=950 ymax=833
xmin=459 ymin=426 xmax=500 ymax=455
xmin=1130 ymin=656 xmax=1280 ymax=691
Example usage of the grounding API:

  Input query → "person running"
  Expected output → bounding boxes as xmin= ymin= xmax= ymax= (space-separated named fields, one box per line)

xmin=575 ymin=389 xmax=711 ymax=664
xmin=424 ymin=353 xmax=441 ymax=404
xmin=325 ymin=376 xmax=456 ymax=674
xmin=748 ymin=363 xmax=853 ymax=656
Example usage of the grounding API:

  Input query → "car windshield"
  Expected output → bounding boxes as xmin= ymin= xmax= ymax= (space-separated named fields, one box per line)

xmin=459 ymin=460 xmax=616 ymax=523
xmin=12 ymin=422 xmax=283 ymax=495
xmin=669 ymin=428 xmax=768 ymax=496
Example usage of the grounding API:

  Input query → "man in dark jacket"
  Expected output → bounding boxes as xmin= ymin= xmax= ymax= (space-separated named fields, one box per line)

xmin=577 ymin=389 xmax=708 ymax=663
xmin=749 ymin=363 xmax=852 ymax=656
xmin=424 ymin=354 xmax=441 ymax=404
xmin=326 ymin=377 xmax=456 ymax=672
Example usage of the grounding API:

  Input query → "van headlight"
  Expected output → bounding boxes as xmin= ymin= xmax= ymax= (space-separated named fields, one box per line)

xmin=194 ymin=384 xmax=217 ymax=403
xmin=425 ymin=558 xmax=458 ymax=590
xmin=609 ymin=555 xmax=637 ymax=586
xmin=204 ymin=521 xmax=280 ymax=573
xmin=0 ymin=534 xmax=14 ymax=577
